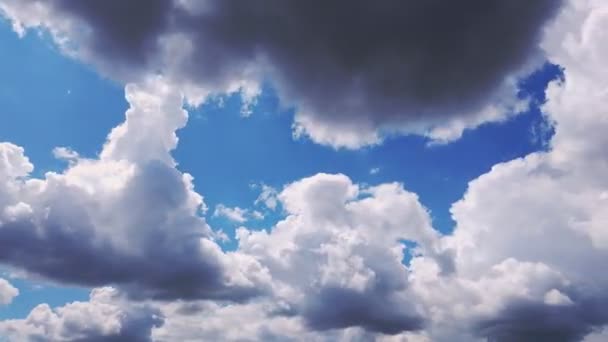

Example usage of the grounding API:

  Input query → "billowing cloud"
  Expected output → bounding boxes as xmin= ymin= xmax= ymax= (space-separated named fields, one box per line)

xmin=0 ymin=80 xmax=270 ymax=301
xmin=0 ymin=287 xmax=163 ymax=342
xmin=412 ymin=0 xmax=608 ymax=339
xmin=237 ymin=173 xmax=447 ymax=334
xmin=0 ymin=78 xmax=446 ymax=336
xmin=0 ymin=278 xmax=18 ymax=306
xmin=0 ymin=0 xmax=562 ymax=147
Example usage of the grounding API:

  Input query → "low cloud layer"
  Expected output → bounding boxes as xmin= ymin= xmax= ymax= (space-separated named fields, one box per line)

xmin=0 ymin=288 xmax=163 ymax=342
xmin=0 ymin=0 xmax=563 ymax=147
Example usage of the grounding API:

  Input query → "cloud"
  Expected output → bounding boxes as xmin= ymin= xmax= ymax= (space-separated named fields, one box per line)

xmin=1 ymin=171 xmax=448 ymax=339
xmin=0 ymin=0 xmax=563 ymax=148
xmin=0 ymin=79 xmax=270 ymax=301
xmin=476 ymin=294 xmax=608 ymax=342
xmin=0 ymin=287 xmax=163 ymax=342
xmin=154 ymin=172 xmax=446 ymax=339
xmin=237 ymin=173 xmax=448 ymax=335
xmin=0 ymin=278 xmax=18 ymax=305
xmin=253 ymin=184 xmax=279 ymax=211
xmin=52 ymin=147 xmax=79 ymax=161
xmin=411 ymin=1 xmax=608 ymax=339
xmin=213 ymin=204 xmax=248 ymax=223
xmin=213 ymin=204 xmax=263 ymax=224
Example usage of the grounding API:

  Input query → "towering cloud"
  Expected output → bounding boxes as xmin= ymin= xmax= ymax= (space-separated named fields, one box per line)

xmin=0 ymin=0 xmax=563 ymax=147
xmin=0 ymin=80 xmax=270 ymax=302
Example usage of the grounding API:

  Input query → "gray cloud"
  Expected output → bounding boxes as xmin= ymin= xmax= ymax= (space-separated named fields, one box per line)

xmin=0 ymin=161 xmax=259 ymax=301
xmin=0 ymin=288 xmax=163 ymax=342
xmin=476 ymin=293 xmax=608 ymax=342
xmin=1 ymin=0 xmax=564 ymax=146
xmin=302 ymin=287 xmax=424 ymax=335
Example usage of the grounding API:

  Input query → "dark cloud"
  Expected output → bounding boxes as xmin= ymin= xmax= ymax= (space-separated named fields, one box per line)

xmin=15 ymin=0 xmax=563 ymax=144
xmin=0 ymin=297 xmax=163 ymax=342
xmin=53 ymin=0 xmax=173 ymax=64
xmin=476 ymin=293 xmax=608 ymax=342
xmin=73 ymin=306 xmax=164 ymax=342
xmin=0 ymin=161 xmax=261 ymax=301
xmin=302 ymin=287 xmax=424 ymax=335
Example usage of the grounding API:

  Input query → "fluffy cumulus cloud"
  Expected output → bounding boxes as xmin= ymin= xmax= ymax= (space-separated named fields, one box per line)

xmin=0 ymin=0 xmax=608 ymax=341
xmin=154 ymin=173 xmax=447 ymax=340
xmin=0 ymin=0 xmax=563 ymax=148
xmin=0 ymin=287 xmax=162 ymax=342
xmin=414 ymin=0 xmax=608 ymax=339
xmin=237 ymin=173 xmax=448 ymax=334
xmin=0 ymin=80 xmax=270 ymax=302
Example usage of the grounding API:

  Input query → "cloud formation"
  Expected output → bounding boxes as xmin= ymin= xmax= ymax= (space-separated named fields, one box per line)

xmin=0 ymin=81 xmax=269 ymax=301
xmin=237 ymin=173 xmax=447 ymax=334
xmin=0 ymin=278 xmax=18 ymax=306
xmin=0 ymin=287 xmax=163 ymax=342
xmin=0 ymin=0 xmax=563 ymax=147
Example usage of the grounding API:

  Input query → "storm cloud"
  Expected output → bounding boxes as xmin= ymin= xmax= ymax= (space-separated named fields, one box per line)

xmin=1 ymin=0 xmax=564 ymax=147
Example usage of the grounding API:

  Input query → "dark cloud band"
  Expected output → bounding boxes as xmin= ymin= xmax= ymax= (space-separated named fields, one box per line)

xmin=19 ymin=0 xmax=564 ymax=145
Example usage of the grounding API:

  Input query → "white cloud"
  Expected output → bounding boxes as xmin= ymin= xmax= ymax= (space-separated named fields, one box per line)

xmin=413 ymin=1 xmax=608 ymax=339
xmin=213 ymin=204 xmax=248 ymax=223
xmin=0 ymin=78 xmax=269 ymax=301
xmin=250 ymin=210 xmax=264 ymax=220
xmin=214 ymin=204 xmax=265 ymax=223
xmin=0 ymin=287 xmax=162 ymax=342
xmin=52 ymin=147 xmax=79 ymax=161
xmin=0 ymin=278 xmax=18 ymax=306
xmin=237 ymin=173 xmax=448 ymax=334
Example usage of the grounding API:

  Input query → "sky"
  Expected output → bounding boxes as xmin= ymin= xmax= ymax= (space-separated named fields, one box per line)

xmin=0 ymin=1 xmax=606 ymax=341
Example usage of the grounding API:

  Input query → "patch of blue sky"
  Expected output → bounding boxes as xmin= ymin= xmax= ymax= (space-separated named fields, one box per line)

xmin=0 ymin=19 xmax=126 ymax=177
xmin=0 ymin=273 xmax=89 ymax=320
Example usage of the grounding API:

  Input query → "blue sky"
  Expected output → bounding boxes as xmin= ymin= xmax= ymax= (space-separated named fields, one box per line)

xmin=0 ymin=17 xmax=562 ymax=320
